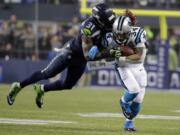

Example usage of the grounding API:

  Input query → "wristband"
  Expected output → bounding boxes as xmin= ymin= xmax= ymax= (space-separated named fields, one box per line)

xmin=119 ymin=56 xmax=126 ymax=62
xmin=88 ymin=46 xmax=99 ymax=60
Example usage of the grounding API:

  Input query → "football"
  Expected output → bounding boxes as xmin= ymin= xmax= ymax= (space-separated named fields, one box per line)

xmin=119 ymin=45 xmax=135 ymax=56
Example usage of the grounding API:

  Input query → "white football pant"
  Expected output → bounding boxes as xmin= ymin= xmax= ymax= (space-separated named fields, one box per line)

xmin=116 ymin=65 xmax=147 ymax=103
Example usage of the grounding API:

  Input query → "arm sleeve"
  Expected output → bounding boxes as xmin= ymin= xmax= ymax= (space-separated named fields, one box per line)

xmin=136 ymin=30 xmax=147 ymax=48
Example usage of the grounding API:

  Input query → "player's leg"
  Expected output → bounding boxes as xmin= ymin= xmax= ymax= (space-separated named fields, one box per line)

xmin=128 ymin=66 xmax=147 ymax=121
xmin=124 ymin=66 xmax=147 ymax=131
xmin=7 ymin=48 xmax=72 ymax=105
xmin=130 ymin=88 xmax=145 ymax=119
xmin=34 ymin=58 xmax=87 ymax=108
xmin=116 ymin=66 xmax=141 ymax=131
xmin=44 ymin=57 xmax=87 ymax=91
xmin=124 ymin=119 xmax=136 ymax=132
xmin=120 ymin=90 xmax=138 ymax=119
xmin=123 ymin=88 xmax=145 ymax=132
xmin=116 ymin=67 xmax=140 ymax=118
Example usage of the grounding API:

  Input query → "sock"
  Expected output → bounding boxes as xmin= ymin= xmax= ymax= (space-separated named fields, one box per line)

xmin=124 ymin=119 xmax=134 ymax=129
xmin=130 ymin=102 xmax=141 ymax=119
xmin=40 ymin=85 xmax=44 ymax=92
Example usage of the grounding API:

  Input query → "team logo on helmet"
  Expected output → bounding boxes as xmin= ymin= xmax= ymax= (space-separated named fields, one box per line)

xmin=92 ymin=3 xmax=116 ymax=30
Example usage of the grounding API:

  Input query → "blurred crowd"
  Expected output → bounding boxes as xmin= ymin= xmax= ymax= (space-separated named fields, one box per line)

xmin=1 ymin=0 xmax=180 ymax=10
xmin=0 ymin=0 xmax=77 ymax=4
xmin=0 ymin=15 xmax=80 ymax=60
xmin=145 ymin=26 xmax=180 ymax=70
xmin=0 ymin=14 xmax=180 ymax=70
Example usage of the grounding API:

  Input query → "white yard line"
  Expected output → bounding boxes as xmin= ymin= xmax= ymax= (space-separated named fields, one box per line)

xmin=174 ymin=110 xmax=180 ymax=113
xmin=1 ymin=112 xmax=180 ymax=125
xmin=0 ymin=118 xmax=77 ymax=125
xmin=76 ymin=112 xmax=180 ymax=120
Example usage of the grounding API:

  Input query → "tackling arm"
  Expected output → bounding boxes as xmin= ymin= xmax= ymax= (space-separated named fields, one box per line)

xmin=81 ymin=36 xmax=109 ymax=61
xmin=82 ymin=35 xmax=117 ymax=61
xmin=87 ymin=47 xmax=121 ymax=61
xmin=81 ymin=36 xmax=93 ymax=60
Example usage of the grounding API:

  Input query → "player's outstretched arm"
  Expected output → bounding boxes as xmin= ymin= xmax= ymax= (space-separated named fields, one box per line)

xmin=82 ymin=36 xmax=114 ymax=61
xmin=87 ymin=47 xmax=122 ymax=61
xmin=81 ymin=36 xmax=94 ymax=60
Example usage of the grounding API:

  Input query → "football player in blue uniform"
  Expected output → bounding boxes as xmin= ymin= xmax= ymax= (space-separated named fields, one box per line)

xmin=7 ymin=3 xmax=116 ymax=108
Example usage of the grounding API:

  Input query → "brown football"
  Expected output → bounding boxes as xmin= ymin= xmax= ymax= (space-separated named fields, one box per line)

xmin=119 ymin=46 xmax=135 ymax=56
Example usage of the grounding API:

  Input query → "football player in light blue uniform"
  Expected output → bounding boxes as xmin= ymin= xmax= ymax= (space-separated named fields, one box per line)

xmin=101 ymin=16 xmax=147 ymax=132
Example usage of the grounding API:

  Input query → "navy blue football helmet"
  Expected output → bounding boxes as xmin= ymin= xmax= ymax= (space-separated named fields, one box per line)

xmin=92 ymin=3 xmax=116 ymax=30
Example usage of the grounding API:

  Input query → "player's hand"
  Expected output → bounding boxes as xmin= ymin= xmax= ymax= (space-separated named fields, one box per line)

xmin=110 ymin=48 xmax=122 ymax=58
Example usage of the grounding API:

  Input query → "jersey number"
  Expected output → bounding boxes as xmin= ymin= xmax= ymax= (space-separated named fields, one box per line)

xmin=86 ymin=22 xmax=95 ymax=31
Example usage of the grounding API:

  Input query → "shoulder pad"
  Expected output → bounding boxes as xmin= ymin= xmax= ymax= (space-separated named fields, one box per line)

xmin=130 ymin=27 xmax=146 ymax=44
xmin=81 ymin=19 xmax=100 ymax=37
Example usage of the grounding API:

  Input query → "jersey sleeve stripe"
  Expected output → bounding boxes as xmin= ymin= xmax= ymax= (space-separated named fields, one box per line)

xmin=91 ymin=30 xmax=100 ymax=37
xmin=135 ymin=29 xmax=144 ymax=44
xmin=135 ymin=29 xmax=142 ymax=43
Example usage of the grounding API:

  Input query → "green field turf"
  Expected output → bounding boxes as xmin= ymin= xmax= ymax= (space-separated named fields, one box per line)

xmin=0 ymin=84 xmax=180 ymax=135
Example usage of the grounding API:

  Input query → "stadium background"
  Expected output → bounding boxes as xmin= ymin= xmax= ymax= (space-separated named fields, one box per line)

xmin=0 ymin=0 xmax=180 ymax=89
xmin=0 ymin=1 xmax=180 ymax=135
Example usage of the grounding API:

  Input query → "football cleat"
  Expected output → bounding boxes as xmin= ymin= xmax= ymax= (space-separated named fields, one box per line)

xmin=124 ymin=127 xmax=137 ymax=132
xmin=120 ymin=99 xmax=132 ymax=119
xmin=7 ymin=82 xmax=21 ymax=105
xmin=124 ymin=120 xmax=136 ymax=132
xmin=34 ymin=84 xmax=44 ymax=108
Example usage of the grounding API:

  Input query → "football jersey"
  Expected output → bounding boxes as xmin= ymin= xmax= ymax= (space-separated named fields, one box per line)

xmin=102 ymin=26 xmax=147 ymax=66
xmin=126 ymin=26 xmax=147 ymax=48
xmin=70 ymin=17 xmax=107 ymax=57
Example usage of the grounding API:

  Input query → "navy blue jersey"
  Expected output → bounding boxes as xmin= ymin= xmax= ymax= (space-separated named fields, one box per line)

xmin=70 ymin=17 xmax=108 ymax=57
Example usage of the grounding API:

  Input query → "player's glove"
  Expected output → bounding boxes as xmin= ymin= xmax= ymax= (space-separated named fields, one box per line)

xmin=109 ymin=47 xmax=122 ymax=58
xmin=98 ymin=47 xmax=122 ymax=59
